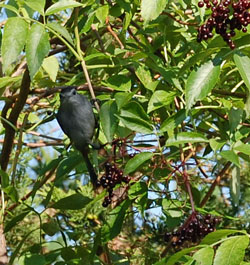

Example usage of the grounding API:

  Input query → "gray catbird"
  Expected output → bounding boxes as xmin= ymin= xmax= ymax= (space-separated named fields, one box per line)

xmin=56 ymin=86 xmax=98 ymax=185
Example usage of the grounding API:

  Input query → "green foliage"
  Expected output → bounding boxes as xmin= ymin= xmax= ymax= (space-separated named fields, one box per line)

xmin=0 ymin=0 xmax=250 ymax=264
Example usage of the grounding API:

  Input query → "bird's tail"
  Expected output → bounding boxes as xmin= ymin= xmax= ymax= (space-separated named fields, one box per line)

xmin=80 ymin=149 xmax=97 ymax=186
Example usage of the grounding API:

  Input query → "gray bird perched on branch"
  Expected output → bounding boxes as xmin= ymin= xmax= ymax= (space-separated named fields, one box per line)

xmin=56 ymin=86 xmax=98 ymax=185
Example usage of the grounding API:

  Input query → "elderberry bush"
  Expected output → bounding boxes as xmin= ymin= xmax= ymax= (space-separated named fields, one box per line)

xmin=97 ymin=162 xmax=131 ymax=207
xmin=197 ymin=0 xmax=250 ymax=49
xmin=164 ymin=213 xmax=222 ymax=247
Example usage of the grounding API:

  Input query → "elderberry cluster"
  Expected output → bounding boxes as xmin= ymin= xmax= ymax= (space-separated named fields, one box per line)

xmin=164 ymin=214 xmax=222 ymax=247
xmin=96 ymin=163 xmax=131 ymax=207
xmin=197 ymin=0 xmax=250 ymax=49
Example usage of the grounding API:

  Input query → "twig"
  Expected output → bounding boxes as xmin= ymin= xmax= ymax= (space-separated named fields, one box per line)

xmin=74 ymin=8 xmax=100 ymax=111
xmin=199 ymin=162 xmax=231 ymax=207
xmin=106 ymin=17 xmax=124 ymax=49
xmin=91 ymin=24 xmax=105 ymax=52
xmin=163 ymin=12 xmax=198 ymax=26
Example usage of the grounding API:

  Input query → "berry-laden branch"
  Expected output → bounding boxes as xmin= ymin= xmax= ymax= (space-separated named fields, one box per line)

xmin=197 ymin=0 xmax=250 ymax=49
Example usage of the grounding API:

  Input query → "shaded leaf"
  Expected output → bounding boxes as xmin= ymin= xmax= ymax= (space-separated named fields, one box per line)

xmin=229 ymin=107 xmax=243 ymax=133
xmin=128 ymin=182 xmax=148 ymax=199
xmin=0 ymin=169 xmax=9 ymax=188
xmin=1 ymin=17 xmax=28 ymax=72
xmin=5 ymin=211 xmax=30 ymax=233
xmin=160 ymin=109 xmax=186 ymax=134
xmin=105 ymin=74 xmax=131 ymax=91
xmin=186 ymin=60 xmax=220 ymax=110
xmin=119 ymin=116 xmax=153 ymax=134
xmin=24 ymin=254 xmax=46 ymax=265
xmin=124 ymin=152 xmax=154 ymax=175
xmin=102 ymin=199 xmax=131 ymax=242
xmin=51 ymin=193 xmax=92 ymax=210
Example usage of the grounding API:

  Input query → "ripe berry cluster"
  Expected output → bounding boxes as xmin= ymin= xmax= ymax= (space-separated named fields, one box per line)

xmin=197 ymin=0 xmax=250 ymax=49
xmin=164 ymin=213 xmax=221 ymax=247
xmin=96 ymin=162 xmax=131 ymax=207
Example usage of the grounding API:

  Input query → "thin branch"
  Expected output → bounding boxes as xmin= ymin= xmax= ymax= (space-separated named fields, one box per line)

xmin=74 ymin=7 xmax=100 ymax=111
xmin=163 ymin=12 xmax=198 ymax=26
xmin=106 ymin=17 xmax=124 ymax=49
xmin=199 ymin=162 xmax=231 ymax=207
xmin=91 ymin=24 xmax=105 ymax=52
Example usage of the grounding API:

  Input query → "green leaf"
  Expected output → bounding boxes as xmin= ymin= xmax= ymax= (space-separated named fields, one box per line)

xmin=26 ymin=23 xmax=50 ymax=80
xmin=214 ymin=236 xmax=249 ymax=265
xmin=234 ymin=143 xmax=250 ymax=156
xmin=147 ymin=90 xmax=176 ymax=113
xmin=114 ymin=92 xmax=134 ymax=111
xmin=163 ymin=246 xmax=202 ymax=265
xmin=102 ymin=199 xmax=130 ymax=242
xmin=96 ymin=5 xmax=109 ymax=25
xmin=0 ymin=169 xmax=9 ymax=188
xmin=56 ymin=154 xmax=83 ymax=181
xmin=220 ymin=150 xmax=240 ymax=168
xmin=4 ymin=211 xmax=30 ymax=233
xmin=47 ymin=22 xmax=74 ymax=44
xmin=162 ymin=199 xmax=183 ymax=218
xmin=0 ymin=3 xmax=19 ymax=15
xmin=193 ymin=247 xmax=214 ymax=265
xmin=160 ymin=109 xmax=186 ymax=134
xmin=234 ymin=51 xmax=250 ymax=92
xmin=141 ymin=0 xmax=168 ymax=22
xmin=120 ymin=101 xmax=153 ymax=134
xmin=229 ymin=107 xmax=243 ymax=133
xmin=230 ymin=167 xmax=240 ymax=206
xmin=42 ymin=220 xmax=60 ymax=236
xmin=45 ymin=0 xmax=82 ymax=15
xmin=24 ymin=254 xmax=46 ymax=265
xmin=42 ymin=56 xmax=59 ymax=82
xmin=166 ymin=132 xmax=209 ymax=146
xmin=124 ymin=152 xmax=154 ymax=175
xmin=135 ymin=65 xmax=153 ymax=90
xmin=104 ymin=74 xmax=131 ymax=91
xmin=119 ymin=116 xmax=153 ymax=134
xmin=186 ymin=60 xmax=220 ymax=110
xmin=25 ymin=0 xmax=45 ymax=15
xmin=0 ymin=76 xmax=21 ymax=96
xmin=100 ymin=100 xmax=118 ymax=142
xmin=128 ymin=182 xmax=148 ymax=200
xmin=201 ymin=229 xmax=246 ymax=245
xmin=121 ymin=101 xmax=150 ymax=122
xmin=51 ymin=193 xmax=92 ymax=210
xmin=1 ymin=17 xmax=28 ymax=72
xmin=209 ymin=139 xmax=226 ymax=151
